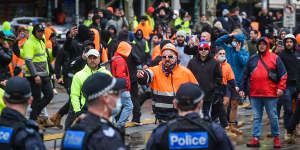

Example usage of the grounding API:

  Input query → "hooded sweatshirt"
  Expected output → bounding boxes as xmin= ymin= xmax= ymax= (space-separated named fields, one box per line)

xmin=216 ymin=33 xmax=249 ymax=85
xmin=111 ymin=41 xmax=132 ymax=91
xmin=240 ymin=37 xmax=287 ymax=97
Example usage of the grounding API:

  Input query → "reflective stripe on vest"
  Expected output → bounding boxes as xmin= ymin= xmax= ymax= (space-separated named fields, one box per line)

xmin=152 ymin=89 xmax=174 ymax=97
xmin=152 ymin=101 xmax=174 ymax=109
xmin=34 ymin=53 xmax=45 ymax=57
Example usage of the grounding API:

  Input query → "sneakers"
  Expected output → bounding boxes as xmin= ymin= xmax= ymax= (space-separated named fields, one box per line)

xmin=247 ymin=137 xmax=260 ymax=147
xmin=284 ymin=133 xmax=296 ymax=144
xmin=274 ymin=136 xmax=281 ymax=148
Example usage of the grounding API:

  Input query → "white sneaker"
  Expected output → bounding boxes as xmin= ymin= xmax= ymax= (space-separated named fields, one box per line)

xmin=53 ymin=88 xmax=58 ymax=95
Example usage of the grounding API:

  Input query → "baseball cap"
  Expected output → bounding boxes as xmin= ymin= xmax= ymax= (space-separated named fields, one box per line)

xmin=175 ymin=82 xmax=205 ymax=107
xmin=4 ymin=77 xmax=31 ymax=103
xmin=82 ymin=72 xmax=126 ymax=101
xmin=198 ymin=42 xmax=210 ymax=51
xmin=86 ymin=49 xmax=100 ymax=57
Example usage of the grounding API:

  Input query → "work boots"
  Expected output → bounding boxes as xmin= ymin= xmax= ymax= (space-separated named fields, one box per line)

xmin=229 ymin=123 xmax=243 ymax=135
xmin=225 ymin=126 xmax=237 ymax=139
xmin=284 ymin=132 xmax=296 ymax=144
xmin=35 ymin=116 xmax=46 ymax=131
xmin=50 ymin=113 xmax=63 ymax=129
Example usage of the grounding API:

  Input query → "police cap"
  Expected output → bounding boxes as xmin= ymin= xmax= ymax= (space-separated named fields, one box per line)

xmin=4 ymin=77 xmax=31 ymax=103
xmin=175 ymin=82 xmax=205 ymax=108
xmin=82 ymin=72 xmax=126 ymax=101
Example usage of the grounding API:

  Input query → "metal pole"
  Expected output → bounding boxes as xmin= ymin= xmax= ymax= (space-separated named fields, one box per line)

xmin=75 ymin=0 xmax=79 ymax=24
xmin=141 ymin=0 xmax=145 ymax=16
xmin=96 ymin=0 xmax=98 ymax=8
xmin=194 ymin=0 xmax=199 ymax=24
xmin=261 ymin=0 xmax=267 ymax=9
xmin=55 ymin=0 xmax=58 ymax=8
xmin=201 ymin=0 xmax=206 ymax=16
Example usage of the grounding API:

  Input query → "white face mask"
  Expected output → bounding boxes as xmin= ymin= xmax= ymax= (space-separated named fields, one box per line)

xmin=217 ymin=55 xmax=226 ymax=62
xmin=231 ymin=41 xmax=237 ymax=47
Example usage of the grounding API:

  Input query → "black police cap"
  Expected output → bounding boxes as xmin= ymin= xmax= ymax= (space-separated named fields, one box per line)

xmin=4 ymin=77 xmax=31 ymax=103
xmin=175 ymin=82 xmax=205 ymax=105
xmin=81 ymin=72 xmax=126 ymax=101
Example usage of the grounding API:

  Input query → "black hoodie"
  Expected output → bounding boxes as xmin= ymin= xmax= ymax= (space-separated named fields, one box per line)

xmin=187 ymin=53 xmax=223 ymax=101
xmin=279 ymin=38 xmax=300 ymax=86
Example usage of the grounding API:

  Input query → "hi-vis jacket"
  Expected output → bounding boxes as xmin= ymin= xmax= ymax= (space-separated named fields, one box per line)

xmin=70 ymin=65 xmax=111 ymax=113
xmin=138 ymin=63 xmax=198 ymax=112
xmin=23 ymin=35 xmax=54 ymax=77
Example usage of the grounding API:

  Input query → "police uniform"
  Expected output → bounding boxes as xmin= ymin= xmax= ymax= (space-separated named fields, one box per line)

xmin=146 ymin=82 xmax=234 ymax=150
xmin=61 ymin=72 xmax=127 ymax=150
xmin=0 ymin=77 xmax=45 ymax=150
xmin=0 ymin=108 xmax=45 ymax=150
xmin=61 ymin=112 xmax=126 ymax=150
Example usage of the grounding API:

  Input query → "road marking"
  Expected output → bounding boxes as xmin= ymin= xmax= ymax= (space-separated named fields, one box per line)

xmin=44 ymin=133 xmax=64 ymax=141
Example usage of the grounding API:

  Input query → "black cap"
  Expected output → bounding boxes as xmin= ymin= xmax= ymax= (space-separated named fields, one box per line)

xmin=175 ymin=82 xmax=205 ymax=105
xmin=4 ymin=77 xmax=31 ymax=103
xmin=33 ymin=24 xmax=45 ymax=32
xmin=82 ymin=72 xmax=126 ymax=101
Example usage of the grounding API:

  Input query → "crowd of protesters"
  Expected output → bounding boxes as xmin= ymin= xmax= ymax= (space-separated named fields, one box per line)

xmin=1 ymin=1 xmax=300 ymax=149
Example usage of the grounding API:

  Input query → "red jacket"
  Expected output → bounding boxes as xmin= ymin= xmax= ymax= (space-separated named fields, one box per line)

xmin=111 ymin=41 xmax=131 ymax=91
xmin=240 ymin=37 xmax=287 ymax=97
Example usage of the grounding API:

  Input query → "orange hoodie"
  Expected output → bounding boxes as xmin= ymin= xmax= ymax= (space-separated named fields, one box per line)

xmin=134 ymin=23 xmax=153 ymax=39
xmin=152 ymin=44 xmax=161 ymax=60
xmin=215 ymin=56 xmax=235 ymax=85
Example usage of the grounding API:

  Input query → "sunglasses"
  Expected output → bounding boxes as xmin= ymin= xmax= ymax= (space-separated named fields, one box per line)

xmin=198 ymin=48 xmax=209 ymax=51
xmin=162 ymin=55 xmax=175 ymax=59
xmin=37 ymin=30 xmax=44 ymax=33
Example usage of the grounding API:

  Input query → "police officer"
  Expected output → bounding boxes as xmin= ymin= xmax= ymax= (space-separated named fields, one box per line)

xmin=0 ymin=77 xmax=45 ymax=150
xmin=22 ymin=24 xmax=54 ymax=124
xmin=61 ymin=72 xmax=127 ymax=150
xmin=146 ymin=82 xmax=234 ymax=150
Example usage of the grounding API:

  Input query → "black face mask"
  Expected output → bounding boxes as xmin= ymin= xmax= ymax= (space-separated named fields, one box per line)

xmin=136 ymin=33 xmax=143 ymax=40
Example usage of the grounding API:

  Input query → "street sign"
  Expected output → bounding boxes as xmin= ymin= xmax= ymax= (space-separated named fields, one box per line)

xmin=283 ymin=1 xmax=296 ymax=28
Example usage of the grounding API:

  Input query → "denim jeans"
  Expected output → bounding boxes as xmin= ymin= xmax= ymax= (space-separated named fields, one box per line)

xmin=251 ymin=97 xmax=280 ymax=138
xmin=116 ymin=91 xmax=133 ymax=127
xmin=277 ymin=86 xmax=296 ymax=129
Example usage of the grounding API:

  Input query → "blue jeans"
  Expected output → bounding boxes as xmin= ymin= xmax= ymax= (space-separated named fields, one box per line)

xmin=116 ymin=91 xmax=133 ymax=127
xmin=277 ymin=86 xmax=296 ymax=129
xmin=251 ymin=97 xmax=280 ymax=138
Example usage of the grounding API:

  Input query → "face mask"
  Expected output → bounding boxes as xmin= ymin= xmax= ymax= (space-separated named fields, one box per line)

xmin=232 ymin=41 xmax=237 ymax=47
xmin=136 ymin=34 xmax=143 ymax=40
xmin=217 ymin=55 xmax=226 ymax=62
xmin=111 ymin=97 xmax=122 ymax=117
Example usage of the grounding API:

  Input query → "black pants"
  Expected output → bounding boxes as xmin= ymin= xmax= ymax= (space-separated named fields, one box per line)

xmin=203 ymin=101 xmax=228 ymax=128
xmin=58 ymin=76 xmax=72 ymax=115
xmin=287 ymin=100 xmax=300 ymax=134
xmin=131 ymin=81 xmax=140 ymax=122
xmin=27 ymin=76 xmax=54 ymax=120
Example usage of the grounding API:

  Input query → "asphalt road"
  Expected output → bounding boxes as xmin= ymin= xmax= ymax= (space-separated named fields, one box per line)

xmin=43 ymin=85 xmax=300 ymax=150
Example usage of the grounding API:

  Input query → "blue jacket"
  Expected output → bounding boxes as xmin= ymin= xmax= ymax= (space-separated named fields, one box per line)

xmin=146 ymin=113 xmax=234 ymax=150
xmin=216 ymin=34 xmax=249 ymax=84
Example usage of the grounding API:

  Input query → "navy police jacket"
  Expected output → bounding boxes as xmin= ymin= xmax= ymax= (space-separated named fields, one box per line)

xmin=0 ymin=107 xmax=45 ymax=150
xmin=146 ymin=113 xmax=234 ymax=150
